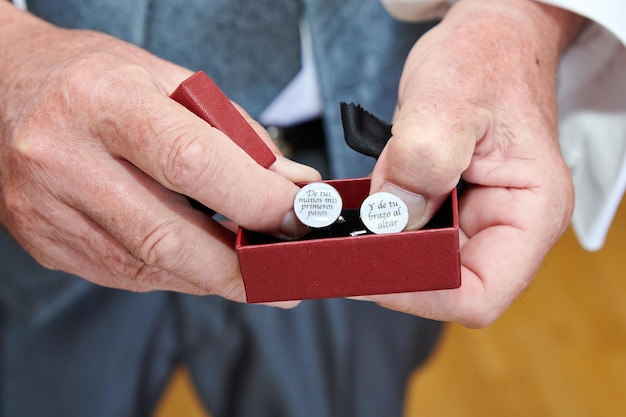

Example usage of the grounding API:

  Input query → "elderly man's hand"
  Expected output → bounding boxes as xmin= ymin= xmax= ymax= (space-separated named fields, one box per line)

xmin=367 ymin=0 xmax=584 ymax=327
xmin=0 ymin=4 xmax=319 ymax=299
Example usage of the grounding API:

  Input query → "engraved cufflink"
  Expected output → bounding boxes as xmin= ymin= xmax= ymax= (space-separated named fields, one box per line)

xmin=360 ymin=192 xmax=409 ymax=234
xmin=294 ymin=183 xmax=343 ymax=228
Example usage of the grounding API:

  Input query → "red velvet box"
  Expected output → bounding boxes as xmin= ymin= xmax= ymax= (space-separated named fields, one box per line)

xmin=236 ymin=178 xmax=461 ymax=303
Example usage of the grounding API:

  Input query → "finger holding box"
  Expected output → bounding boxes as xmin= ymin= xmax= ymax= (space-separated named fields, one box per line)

xmin=366 ymin=0 xmax=583 ymax=326
xmin=0 ymin=5 xmax=319 ymax=298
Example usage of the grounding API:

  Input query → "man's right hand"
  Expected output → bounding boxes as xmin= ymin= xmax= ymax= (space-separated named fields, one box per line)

xmin=0 ymin=4 xmax=320 ymax=300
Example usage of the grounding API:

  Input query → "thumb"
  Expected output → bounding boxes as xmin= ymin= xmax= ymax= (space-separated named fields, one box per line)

xmin=369 ymin=108 xmax=486 ymax=230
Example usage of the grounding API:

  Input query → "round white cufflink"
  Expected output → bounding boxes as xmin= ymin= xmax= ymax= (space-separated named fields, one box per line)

xmin=360 ymin=192 xmax=409 ymax=234
xmin=294 ymin=183 xmax=343 ymax=228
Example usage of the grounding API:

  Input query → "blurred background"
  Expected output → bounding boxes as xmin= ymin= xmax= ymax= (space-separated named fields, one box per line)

xmin=154 ymin=195 xmax=626 ymax=417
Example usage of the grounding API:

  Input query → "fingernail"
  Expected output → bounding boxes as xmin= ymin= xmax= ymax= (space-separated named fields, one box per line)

xmin=278 ymin=209 xmax=310 ymax=239
xmin=379 ymin=182 xmax=428 ymax=230
xmin=263 ymin=300 xmax=301 ymax=309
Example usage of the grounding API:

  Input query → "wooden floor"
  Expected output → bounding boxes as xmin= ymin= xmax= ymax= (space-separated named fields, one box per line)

xmin=154 ymin=196 xmax=626 ymax=417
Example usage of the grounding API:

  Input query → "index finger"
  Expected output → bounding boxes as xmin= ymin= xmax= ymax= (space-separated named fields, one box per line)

xmin=93 ymin=73 xmax=311 ymax=237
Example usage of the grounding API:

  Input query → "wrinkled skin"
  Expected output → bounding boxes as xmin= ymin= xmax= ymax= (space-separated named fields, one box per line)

xmin=366 ymin=0 xmax=582 ymax=327
xmin=0 ymin=4 xmax=319 ymax=300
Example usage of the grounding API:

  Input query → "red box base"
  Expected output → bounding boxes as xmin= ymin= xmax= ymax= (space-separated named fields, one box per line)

xmin=236 ymin=178 xmax=461 ymax=303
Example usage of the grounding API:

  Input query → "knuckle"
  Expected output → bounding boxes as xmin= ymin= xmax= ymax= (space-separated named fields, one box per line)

xmin=460 ymin=309 xmax=501 ymax=329
xmin=60 ymin=53 xmax=153 ymax=114
xmin=386 ymin=135 xmax=461 ymax=188
xmin=124 ymin=265 xmax=173 ymax=292
xmin=136 ymin=219 xmax=181 ymax=267
xmin=2 ymin=184 xmax=28 ymax=220
xmin=11 ymin=130 xmax=49 ymax=168
xmin=58 ymin=56 xmax=120 ymax=107
xmin=70 ymin=240 xmax=170 ymax=293
xmin=158 ymin=131 xmax=221 ymax=194
xmin=130 ymin=217 xmax=195 ymax=283
xmin=456 ymin=288 xmax=517 ymax=329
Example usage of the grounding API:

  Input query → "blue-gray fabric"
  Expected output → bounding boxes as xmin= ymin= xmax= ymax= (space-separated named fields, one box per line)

xmin=0 ymin=1 xmax=442 ymax=416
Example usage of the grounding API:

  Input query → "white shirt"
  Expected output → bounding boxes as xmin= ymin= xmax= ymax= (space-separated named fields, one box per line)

xmin=539 ymin=0 xmax=626 ymax=251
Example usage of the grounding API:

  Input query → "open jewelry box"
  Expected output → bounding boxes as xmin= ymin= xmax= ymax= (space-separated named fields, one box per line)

xmin=172 ymin=71 xmax=461 ymax=303
xmin=236 ymin=178 xmax=460 ymax=303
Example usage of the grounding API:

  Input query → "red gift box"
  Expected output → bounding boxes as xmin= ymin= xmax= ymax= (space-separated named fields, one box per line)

xmin=236 ymin=178 xmax=460 ymax=303
xmin=172 ymin=71 xmax=461 ymax=303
